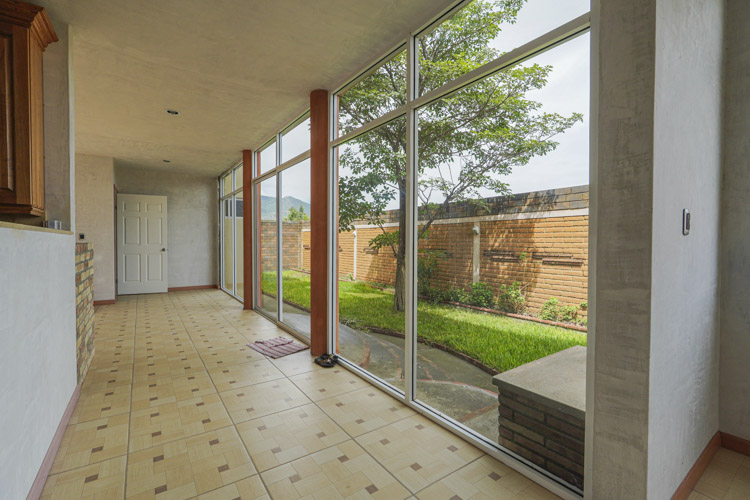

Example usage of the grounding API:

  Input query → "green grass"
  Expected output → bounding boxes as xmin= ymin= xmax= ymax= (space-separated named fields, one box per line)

xmin=262 ymin=270 xmax=586 ymax=373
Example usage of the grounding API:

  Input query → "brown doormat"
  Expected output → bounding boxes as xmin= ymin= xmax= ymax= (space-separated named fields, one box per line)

xmin=247 ymin=337 xmax=309 ymax=359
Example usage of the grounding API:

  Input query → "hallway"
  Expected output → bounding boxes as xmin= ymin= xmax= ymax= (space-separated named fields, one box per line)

xmin=40 ymin=290 xmax=560 ymax=499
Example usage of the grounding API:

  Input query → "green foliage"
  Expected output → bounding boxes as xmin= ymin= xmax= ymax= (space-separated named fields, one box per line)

xmin=468 ymin=282 xmax=494 ymax=308
xmin=284 ymin=205 xmax=309 ymax=221
xmin=446 ymin=286 xmax=471 ymax=304
xmin=539 ymin=297 xmax=584 ymax=324
xmin=262 ymin=270 xmax=585 ymax=373
xmin=337 ymin=0 xmax=584 ymax=314
xmin=497 ymin=281 xmax=526 ymax=314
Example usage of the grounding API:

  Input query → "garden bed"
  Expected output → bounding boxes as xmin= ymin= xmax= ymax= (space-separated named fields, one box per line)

xmin=261 ymin=271 xmax=587 ymax=373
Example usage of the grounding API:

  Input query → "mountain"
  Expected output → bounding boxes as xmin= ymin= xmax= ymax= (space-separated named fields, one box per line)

xmin=260 ymin=196 xmax=311 ymax=220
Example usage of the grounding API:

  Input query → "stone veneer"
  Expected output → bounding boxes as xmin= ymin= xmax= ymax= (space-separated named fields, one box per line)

xmin=75 ymin=242 xmax=95 ymax=383
xmin=492 ymin=346 xmax=586 ymax=490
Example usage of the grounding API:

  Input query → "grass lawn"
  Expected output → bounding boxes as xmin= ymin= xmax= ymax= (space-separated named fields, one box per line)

xmin=262 ymin=270 xmax=586 ymax=373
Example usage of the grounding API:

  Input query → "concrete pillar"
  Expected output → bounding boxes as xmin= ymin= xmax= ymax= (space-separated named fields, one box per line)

xmin=587 ymin=0 xmax=723 ymax=498
xmin=309 ymin=89 xmax=329 ymax=356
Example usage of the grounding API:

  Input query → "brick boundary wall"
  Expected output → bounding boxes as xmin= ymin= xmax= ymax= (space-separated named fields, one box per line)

xmin=262 ymin=185 xmax=589 ymax=317
xmin=75 ymin=242 xmax=95 ymax=384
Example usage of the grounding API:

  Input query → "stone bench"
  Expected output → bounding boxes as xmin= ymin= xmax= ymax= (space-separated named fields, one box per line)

xmin=492 ymin=345 xmax=586 ymax=489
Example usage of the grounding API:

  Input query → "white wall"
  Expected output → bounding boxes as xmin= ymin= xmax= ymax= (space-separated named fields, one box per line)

xmin=719 ymin=0 xmax=750 ymax=442
xmin=76 ymin=154 xmax=115 ymax=301
xmin=114 ymin=166 xmax=218 ymax=288
xmin=0 ymin=228 xmax=77 ymax=499
xmin=647 ymin=1 xmax=723 ymax=498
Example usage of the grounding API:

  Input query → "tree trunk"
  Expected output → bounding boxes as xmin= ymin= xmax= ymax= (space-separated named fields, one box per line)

xmin=393 ymin=178 xmax=407 ymax=312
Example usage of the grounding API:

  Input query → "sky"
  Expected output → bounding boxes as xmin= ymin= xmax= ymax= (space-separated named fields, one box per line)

xmin=259 ymin=0 xmax=590 ymax=208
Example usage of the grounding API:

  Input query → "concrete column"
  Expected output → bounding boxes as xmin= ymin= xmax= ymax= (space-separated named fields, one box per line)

xmin=309 ymin=89 xmax=329 ymax=356
xmin=587 ymin=0 xmax=723 ymax=498
xmin=242 ymin=149 xmax=254 ymax=310
xmin=472 ymin=223 xmax=480 ymax=283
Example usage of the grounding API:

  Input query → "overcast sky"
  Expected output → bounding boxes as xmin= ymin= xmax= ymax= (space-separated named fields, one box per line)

xmin=260 ymin=0 xmax=590 ymax=207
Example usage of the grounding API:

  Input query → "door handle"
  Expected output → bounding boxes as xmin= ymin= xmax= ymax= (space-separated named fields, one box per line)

xmin=161 ymin=248 xmax=167 ymax=252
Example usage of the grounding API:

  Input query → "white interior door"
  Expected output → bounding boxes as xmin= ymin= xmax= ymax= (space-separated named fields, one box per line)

xmin=117 ymin=193 xmax=168 ymax=295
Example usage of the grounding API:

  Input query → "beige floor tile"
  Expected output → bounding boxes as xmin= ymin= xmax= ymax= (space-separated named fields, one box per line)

xmin=50 ymin=413 xmax=130 ymax=474
xmin=694 ymin=455 xmax=742 ymax=499
xmin=357 ymin=414 xmax=483 ymax=493
xmin=208 ymin=359 xmax=285 ymax=392
xmin=219 ymin=378 xmax=311 ymax=424
xmin=724 ymin=477 xmax=750 ymax=500
xmin=318 ymin=386 xmax=414 ymax=437
xmin=261 ymin=440 xmax=410 ymax=499
xmin=514 ymin=482 xmax=564 ymax=500
xmin=126 ymin=425 xmax=255 ymax=499
xmin=131 ymin=371 xmax=216 ymax=411
xmin=196 ymin=475 xmax=270 ymax=500
xmin=72 ymin=383 xmax=131 ymax=424
xmin=199 ymin=344 xmax=265 ymax=369
xmin=687 ymin=491 xmax=714 ymax=500
xmin=289 ymin=367 xmax=370 ymax=402
xmin=415 ymin=455 xmax=538 ymax=500
xmin=133 ymin=352 xmax=206 ymax=383
xmin=236 ymin=403 xmax=349 ymax=472
xmin=41 ymin=455 xmax=127 ymax=500
xmin=268 ymin=350 xmax=322 ymax=377
xmin=129 ymin=393 xmax=232 ymax=452
xmin=81 ymin=363 xmax=134 ymax=392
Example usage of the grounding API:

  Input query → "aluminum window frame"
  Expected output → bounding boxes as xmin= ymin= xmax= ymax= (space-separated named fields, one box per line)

xmin=328 ymin=6 xmax=591 ymax=499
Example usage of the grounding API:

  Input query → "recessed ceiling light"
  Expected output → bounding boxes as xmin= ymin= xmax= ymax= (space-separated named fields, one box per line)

xmin=163 ymin=160 xmax=171 ymax=163
xmin=166 ymin=109 xmax=179 ymax=115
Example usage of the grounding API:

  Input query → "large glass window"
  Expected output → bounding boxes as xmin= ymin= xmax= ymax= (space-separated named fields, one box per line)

xmin=219 ymin=164 xmax=243 ymax=299
xmin=415 ymin=34 xmax=589 ymax=446
xmin=251 ymin=111 xmax=312 ymax=340
xmin=279 ymin=159 xmax=311 ymax=338
xmin=329 ymin=0 xmax=591 ymax=493
xmin=258 ymin=176 xmax=278 ymax=317
xmin=336 ymin=117 xmax=406 ymax=392
xmin=281 ymin=115 xmax=310 ymax=162
xmin=336 ymin=48 xmax=406 ymax=137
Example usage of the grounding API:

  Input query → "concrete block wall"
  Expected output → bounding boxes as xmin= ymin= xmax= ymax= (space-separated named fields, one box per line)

xmin=75 ymin=242 xmax=95 ymax=384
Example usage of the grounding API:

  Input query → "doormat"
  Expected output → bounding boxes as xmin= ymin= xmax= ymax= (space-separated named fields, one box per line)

xmin=247 ymin=337 xmax=309 ymax=359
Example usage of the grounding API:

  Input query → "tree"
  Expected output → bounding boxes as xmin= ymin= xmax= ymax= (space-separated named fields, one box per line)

xmin=338 ymin=0 xmax=582 ymax=312
xmin=285 ymin=205 xmax=310 ymax=221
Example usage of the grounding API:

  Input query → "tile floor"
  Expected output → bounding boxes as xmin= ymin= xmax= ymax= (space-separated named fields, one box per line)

xmin=41 ymin=289 xmax=565 ymax=499
xmin=690 ymin=448 xmax=750 ymax=500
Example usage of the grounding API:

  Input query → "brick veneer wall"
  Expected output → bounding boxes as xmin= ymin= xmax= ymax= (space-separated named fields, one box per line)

xmin=496 ymin=388 xmax=585 ymax=489
xmin=75 ymin=242 xmax=95 ymax=384
xmin=264 ymin=185 xmax=590 ymax=317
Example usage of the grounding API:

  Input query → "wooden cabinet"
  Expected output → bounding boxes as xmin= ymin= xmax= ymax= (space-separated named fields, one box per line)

xmin=0 ymin=0 xmax=57 ymax=216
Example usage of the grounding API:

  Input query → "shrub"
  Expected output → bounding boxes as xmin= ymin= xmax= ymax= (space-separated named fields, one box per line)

xmin=468 ymin=282 xmax=494 ymax=308
xmin=446 ymin=286 xmax=470 ymax=304
xmin=421 ymin=286 xmax=447 ymax=304
xmin=497 ymin=282 xmax=526 ymax=314
xmin=540 ymin=297 xmax=582 ymax=324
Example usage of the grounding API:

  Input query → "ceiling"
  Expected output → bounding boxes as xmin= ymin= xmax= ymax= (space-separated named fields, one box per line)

xmin=39 ymin=0 xmax=455 ymax=176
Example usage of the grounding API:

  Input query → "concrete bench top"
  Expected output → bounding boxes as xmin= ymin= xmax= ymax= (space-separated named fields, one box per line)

xmin=492 ymin=345 xmax=586 ymax=420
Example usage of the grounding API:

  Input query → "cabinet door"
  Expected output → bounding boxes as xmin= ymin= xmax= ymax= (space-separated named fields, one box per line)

xmin=0 ymin=31 xmax=13 ymax=194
